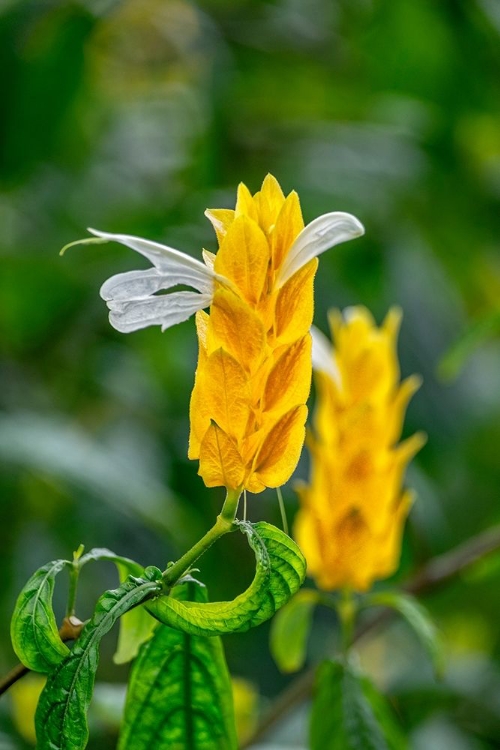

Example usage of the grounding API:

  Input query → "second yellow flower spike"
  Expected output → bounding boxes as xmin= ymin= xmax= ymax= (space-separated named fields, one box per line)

xmin=294 ymin=307 xmax=426 ymax=591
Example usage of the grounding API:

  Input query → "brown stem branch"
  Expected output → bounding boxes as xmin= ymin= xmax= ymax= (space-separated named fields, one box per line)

xmin=243 ymin=523 xmax=500 ymax=747
xmin=0 ymin=663 xmax=30 ymax=696
xmin=405 ymin=524 xmax=500 ymax=596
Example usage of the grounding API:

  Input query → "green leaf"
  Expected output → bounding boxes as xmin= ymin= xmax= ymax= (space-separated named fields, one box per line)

xmin=360 ymin=677 xmax=409 ymax=750
xmin=74 ymin=547 xmax=152 ymax=664
xmin=10 ymin=559 xmax=71 ymax=673
xmin=113 ymin=562 xmax=156 ymax=665
xmin=365 ymin=591 xmax=444 ymax=679
xmin=311 ymin=659 xmax=407 ymax=750
xmin=270 ymin=588 xmax=319 ymax=673
xmin=35 ymin=568 xmax=163 ymax=750
xmin=77 ymin=547 xmax=143 ymax=575
xmin=146 ymin=521 xmax=306 ymax=636
xmin=118 ymin=579 xmax=238 ymax=750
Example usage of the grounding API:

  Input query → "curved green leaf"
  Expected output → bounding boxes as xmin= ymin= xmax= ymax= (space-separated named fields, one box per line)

xmin=76 ymin=547 xmax=151 ymax=664
xmin=365 ymin=591 xmax=444 ymax=679
xmin=77 ymin=547 xmax=143 ymax=575
xmin=114 ymin=562 xmax=157 ymax=665
xmin=146 ymin=521 xmax=306 ymax=636
xmin=118 ymin=579 xmax=237 ymax=750
xmin=35 ymin=568 xmax=163 ymax=750
xmin=10 ymin=559 xmax=71 ymax=673
xmin=311 ymin=659 xmax=407 ymax=750
xmin=270 ymin=588 xmax=319 ymax=673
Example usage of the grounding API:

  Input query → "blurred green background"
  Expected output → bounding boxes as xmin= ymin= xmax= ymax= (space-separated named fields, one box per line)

xmin=1 ymin=0 xmax=500 ymax=747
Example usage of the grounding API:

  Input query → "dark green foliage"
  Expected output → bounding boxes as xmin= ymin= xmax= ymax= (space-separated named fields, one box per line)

xmin=146 ymin=521 xmax=306 ymax=636
xmin=35 ymin=570 xmax=163 ymax=750
xmin=118 ymin=580 xmax=237 ymax=750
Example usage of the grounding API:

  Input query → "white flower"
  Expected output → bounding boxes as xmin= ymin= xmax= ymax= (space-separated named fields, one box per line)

xmin=276 ymin=212 xmax=364 ymax=287
xmin=310 ymin=325 xmax=341 ymax=385
xmin=91 ymin=228 xmax=221 ymax=333
xmin=88 ymin=210 xmax=364 ymax=334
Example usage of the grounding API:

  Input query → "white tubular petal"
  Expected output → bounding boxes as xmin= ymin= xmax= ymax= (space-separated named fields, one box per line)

xmin=89 ymin=228 xmax=216 ymax=295
xmin=311 ymin=326 xmax=341 ymax=385
xmin=277 ymin=212 xmax=364 ymax=287
xmin=100 ymin=268 xmax=202 ymax=302
xmin=107 ymin=291 xmax=213 ymax=334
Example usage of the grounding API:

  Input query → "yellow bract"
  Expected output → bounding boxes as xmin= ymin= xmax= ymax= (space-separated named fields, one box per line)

xmin=294 ymin=307 xmax=426 ymax=592
xmin=189 ymin=175 xmax=315 ymax=492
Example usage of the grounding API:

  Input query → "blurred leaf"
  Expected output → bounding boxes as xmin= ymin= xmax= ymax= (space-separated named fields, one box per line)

xmin=146 ymin=521 xmax=306 ymax=636
xmin=0 ymin=413 xmax=191 ymax=541
xmin=75 ymin=546 xmax=153 ymax=665
xmin=365 ymin=591 xmax=445 ymax=679
xmin=118 ymin=579 xmax=237 ymax=750
xmin=359 ymin=674 xmax=409 ymax=750
xmin=10 ymin=558 xmax=71 ymax=673
xmin=310 ymin=658 xmax=407 ymax=750
xmin=35 ymin=569 xmax=163 ymax=750
xmin=270 ymin=588 xmax=319 ymax=673
xmin=438 ymin=309 xmax=500 ymax=381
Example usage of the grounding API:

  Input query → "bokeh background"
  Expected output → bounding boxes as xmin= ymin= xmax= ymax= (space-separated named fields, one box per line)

xmin=1 ymin=0 xmax=500 ymax=747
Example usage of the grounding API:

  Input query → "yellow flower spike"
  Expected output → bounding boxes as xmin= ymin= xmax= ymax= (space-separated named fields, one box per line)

xmin=92 ymin=175 xmax=364 ymax=493
xmin=296 ymin=306 xmax=426 ymax=591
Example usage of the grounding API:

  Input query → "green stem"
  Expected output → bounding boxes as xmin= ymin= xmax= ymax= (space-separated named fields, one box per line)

xmin=337 ymin=588 xmax=357 ymax=657
xmin=67 ymin=569 xmax=78 ymax=617
xmin=66 ymin=544 xmax=85 ymax=617
xmin=162 ymin=488 xmax=241 ymax=588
